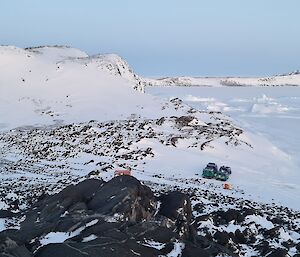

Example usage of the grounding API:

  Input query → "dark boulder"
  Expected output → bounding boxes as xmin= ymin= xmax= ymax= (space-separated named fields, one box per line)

xmin=212 ymin=209 xmax=245 ymax=225
xmin=271 ymin=217 xmax=284 ymax=225
xmin=182 ymin=241 xmax=216 ymax=257
xmin=159 ymin=191 xmax=193 ymax=239
xmin=35 ymin=243 xmax=86 ymax=257
xmin=0 ymin=210 xmax=16 ymax=219
xmin=256 ymin=240 xmax=272 ymax=256
xmin=1 ymin=177 xmax=160 ymax=255
xmin=159 ymin=191 xmax=192 ymax=222
xmin=128 ymin=223 xmax=179 ymax=244
xmin=242 ymin=207 xmax=256 ymax=217
xmin=267 ymin=248 xmax=288 ymax=257
xmin=0 ymin=236 xmax=32 ymax=257
xmin=18 ymin=179 xmax=104 ymax=242
xmin=218 ymin=209 xmax=244 ymax=223
xmin=264 ymin=227 xmax=280 ymax=238
xmin=175 ymin=116 xmax=195 ymax=127
xmin=88 ymin=175 xmax=156 ymax=222
xmin=55 ymin=178 xmax=104 ymax=203
xmin=20 ymin=176 xmax=155 ymax=242
xmin=234 ymin=229 xmax=247 ymax=244
xmin=213 ymin=231 xmax=230 ymax=246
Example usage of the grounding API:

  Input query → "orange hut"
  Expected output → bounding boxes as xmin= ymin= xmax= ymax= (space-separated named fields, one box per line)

xmin=114 ymin=169 xmax=132 ymax=177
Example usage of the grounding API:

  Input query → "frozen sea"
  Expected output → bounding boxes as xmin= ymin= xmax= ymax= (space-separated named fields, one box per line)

xmin=147 ymin=86 xmax=300 ymax=169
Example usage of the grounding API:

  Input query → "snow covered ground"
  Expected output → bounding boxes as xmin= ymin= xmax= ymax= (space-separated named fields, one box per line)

xmin=0 ymin=45 xmax=299 ymax=211
xmin=1 ymin=45 xmax=300 ymax=256
xmin=0 ymin=45 xmax=299 ymax=209
xmin=147 ymin=86 xmax=300 ymax=164
xmin=147 ymin=86 xmax=300 ymax=210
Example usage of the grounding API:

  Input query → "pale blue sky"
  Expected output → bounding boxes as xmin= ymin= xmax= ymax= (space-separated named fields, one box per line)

xmin=0 ymin=0 xmax=299 ymax=76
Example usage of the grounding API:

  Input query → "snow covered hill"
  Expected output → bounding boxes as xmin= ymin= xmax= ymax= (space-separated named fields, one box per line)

xmin=0 ymin=45 xmax=160 ymax=130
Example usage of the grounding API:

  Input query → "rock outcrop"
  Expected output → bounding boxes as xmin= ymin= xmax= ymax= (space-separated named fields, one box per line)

xmin=0 ymin=176 xmax=235 ymax=257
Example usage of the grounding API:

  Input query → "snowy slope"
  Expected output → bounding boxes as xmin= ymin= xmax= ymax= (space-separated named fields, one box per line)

xmin=0 ymin=45 xmax=166 ymax=130
xmin=0 ymin=45 xmax=299 ymax=212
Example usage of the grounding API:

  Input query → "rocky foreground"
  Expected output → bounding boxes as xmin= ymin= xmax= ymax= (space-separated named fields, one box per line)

xmin=0 ymin=176 xmax=228 ymax=257
xmin=0 ymin=176 xmax=299 ymax=257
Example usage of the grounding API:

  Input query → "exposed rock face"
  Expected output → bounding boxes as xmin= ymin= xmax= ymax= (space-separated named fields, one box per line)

xmin=87 ymin=176 xmax=156 ymax=222
xmin=0 ymin=177 xmax=235 ymax=257
xmin=175 ymin=116 xmax=195 ymax=127
xmin=159 ymin=192 xmax=193 ymax=239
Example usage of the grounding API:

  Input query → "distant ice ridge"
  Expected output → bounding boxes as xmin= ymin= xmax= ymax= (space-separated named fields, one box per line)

xmin=145 ymin=74 xmax=300 ymax=87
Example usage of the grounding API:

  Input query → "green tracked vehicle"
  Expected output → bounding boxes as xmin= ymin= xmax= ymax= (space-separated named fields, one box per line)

xmin=202 ymin=163 xmax=231 ymax=181
xmin=202 ymin=163 xmax=218 ymax=179
xmin=215 ymin=166 xmax=231 ymax=181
